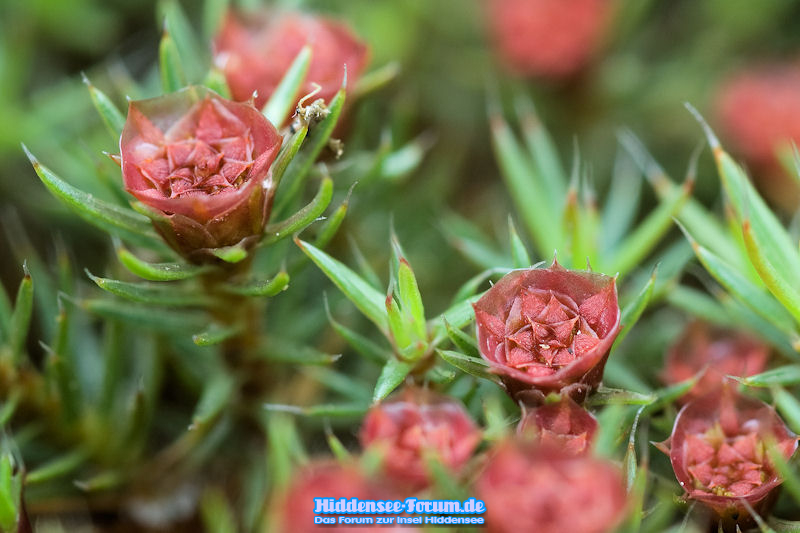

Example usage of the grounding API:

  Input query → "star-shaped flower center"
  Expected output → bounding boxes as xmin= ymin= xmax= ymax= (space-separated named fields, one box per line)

xmin=500 ymin=288 xmax=600 ymax=377
xmin=685 ymin=422 xmax=768 ymax=498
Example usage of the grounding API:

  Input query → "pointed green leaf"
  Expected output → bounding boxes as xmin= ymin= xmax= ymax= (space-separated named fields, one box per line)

xmin=352 ymin=62 xmax=400 ymax=99
xmin=437 ymin=349 xmax=500 ymax=384
xmin=192 ymin=324 xmax=243 ymax=346
xmin=220 ymin=271 xmax=289 ymax=297
xmin=87 ymin=270 xmax=214 ymax=307
xmin=586 ymin=387 xmax=655 ymax=407
xmin=386 ymin=293 xmax=412 ymax=351
xmin=444 ymin=320 xmax=480 ymax=359
xmin=615 ymin=266 xmax=656 ymax=347
xmin=379 ymin=134 xmax=431 ymax=181
xmin=26 ymin=448 xmax=89 ymax=485
xmin=324 ymin=296 xmax=390 ymax=364
xmin=296 ymin=239 xmax=388 ymax=333
xmin=262 ymin=176 xmax=333 ymax=245
xmin=83 ymin=299 xmax=209 ymax=332
xmin=202 ymin=0 xmax=230 ymax=41
xmin=606 ymin=177 xmax=691 ymax=276
xmin=442 ymin=213 xmax=509 ymax=270
xmin=373 ymin=358 xmax=413 ymax=403
xmin=9 ymin=268 xmax=32 ymax=362
xmin=116 ymin=244 xmax=209 ymax=281
xmin=82 ymin=74 xmax=125 ymax=139
xmin=25 ymin=147 xmax=163 ymax=248
xmin=211 ymin=243 xmax=249 ymax=264
xmin=666 ymin=286 xmax=735 ymax=328
xmin=491 ymin=114 xmax=561 ymax=256
xmin=397 ymin=259 xmax=426 ymax=340
xmin=430 ymin=294 xmax=481 ymax=346
xmin=325 ymin=431 xmax=352 ymax=461
xmin=508 ymin=217 xmax=531 ymax=269
xmin=304 ymin=367 xmax=371 ymax=402
xmin=681 ymin=224 xmax=796 ymax=335
xmin=276 ymin=87 xmax=346 ymax=213
xmin=159 ymin=30 xmax=186 ymax=92
xmin=264 ymin=402 xmax=367 ymax=418
xmin=312 ymin=199 xmax=348 ymax=249
xmin=158 ymin=0 xmax=205 ymax=82
xmin=261 ymin=337 xmax=340 ymax=366
xmin=190 ymin=373 xmax=234 ymax=431
xmin=735 ymin=365 xmax=800 ymax=387
xmin=263 ymin=45 xmax=312 ymax=126
xmin=515 ymin=95 xmax=567 ymax=205
xmin=450 ymin=267 xmax=511 ymax=306
xmin=601 ymin=149 xmax=642 ymax=251
xmin=773 ymin=387 xmax=800 ymax=434
xmin=272 ymin=126 xmax=308 ymax=188
xmin=742 ymin=219 xmax=800 ymax=324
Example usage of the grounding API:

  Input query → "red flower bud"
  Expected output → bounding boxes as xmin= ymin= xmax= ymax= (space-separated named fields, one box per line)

xmin=359 ymin=389 xmax=481 ymax=489
xmin=716 ymin=63 xmax=800 ymax=207
xmin=487 ymin=0 xmax=612 ymax=80
xmin=120 ymin=87 xmax=282 ymax=262
xmin=214 ymin=10 xmax=369 ymax=112
xmin=657 ymin=388 xmax=798 ymax=528
xmin=662 ymin=321 xmax=769 ymax=403
xmin=474 ymin=261 xmax=620 ymax=403
xmin=476 ymin=440 xmax=627 ymax=533
xmin=517 ymin=397 xmax=598 ymax=455
xmin=278 ymin=461 xmax=405 ymax=533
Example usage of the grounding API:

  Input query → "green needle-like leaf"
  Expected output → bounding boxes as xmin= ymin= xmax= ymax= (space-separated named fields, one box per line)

xmin=430 ymin=294 xmax=481 ymax=346
xmin=276 ymin=86 xmax=346 ymax=214
xmin=192 ymin=324 xmax=243 ymax=347
xmin=680 ymin=223 xmax=797 ymax=335
xmin=25 ymin=147 xmax=164 ymax=249
xmin=263 ymin=176 xmax=333 ymax=245
xmin=491 ymin=113 xmax=561 ymax=256
xmin=191 ymin=373 xmax=234 ymax=431
xmin=437 ymin=349 xmax=500 ymax=384
xmin=324 ymin=296 xmax=391 ymax=364
xmin=515 ymin=95 xmax=567 ymax=205
xmin=87 ymin=270 xmax=214 ymax=307
xmin=263 ymin=45 xmax=312 ymax=126
xmin=83 ymin=299 xmax=209 ymax=332
xmin=211 ymin=243 xmax=249 ymax=264
xmin=82 ymin=74 xmax=125 ymax=139
xmin=158 ymin=0 xmax=205 ymax=82
xmin=159 ymin=30 xmax=186 ymax=93
xmin=586 ymin=387 xmax=655 ymax=407
xmin=9 ymin=267 xmax=32 ymax=363
xmin=606 ymin=176 xmax=692 ymax=276
xmin=296 ymin=239 xmax=388 ymax=333
xmin=615 ymin=266 xmax=657 ymax=347
xmin=734 ymin=365 xmax=800 ymax=387
xmin=773 ymin=387 xmax=800 ymax=434
xmin=508 ymin=217 xmax=531 ymax=268
xmin=397 ymin=259 xmax=426 ymax=340
xmin=372 ymin=358 xmax=413 ymax=403
xmin=444 ymin=320 xmax=480 ymax=359
xmin=221 ymin=271 xmax=290 ymax=297
xmin=26 ymin=448 xmax=90 ymax=485
xmin=742 ymin=219 xmax=800 ymax=324
xmin=272 ymin=125 xmax=309 ymax=188
xmin=116 ymin=245 xmax=210 ymax=281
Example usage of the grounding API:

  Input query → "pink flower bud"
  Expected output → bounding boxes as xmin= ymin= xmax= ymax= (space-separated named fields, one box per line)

xmin=517 ymin=397 xmax=598 ymax=455
xmin=359 ymin=389 xmax=482 ymax=489
xmin=662 ymin=321 xmax=769 ymax=403
xmin=214 ymin=10 xmax=369 ymax=112
xmin=476 ymin=440 xmax=627 ymax=533
xmin=474 ymin=261 xmax=620 ymax=403
xmin=657 ymin=388 xmax=798 ymax=527
xmin=278 ymin=461 xmax=404 ymax=533
xmin=487 ymin=0 xmax=613 ymax=80
xmin=120 ymin=87 xmax=282 ymax=262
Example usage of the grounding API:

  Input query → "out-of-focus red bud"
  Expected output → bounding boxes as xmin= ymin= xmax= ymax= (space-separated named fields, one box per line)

xmin=475 ymin=440 xmax=627 ymax=533
xmin=120 ymin=87 xmax=282 ymax=263
xmin=487 ymin=0 xmax=613 ymax=80
xmin=517 ymin=397 xmax=598 ymax=455
xmin=716 ymin=63 xmax=800 ymax=208
xmin=359 ymin=388 xmax=481 ymax=489
xmin=214 ymin=10 xmax=369 ymax=112
xmin=657 ymin=387 xmax=798 ymax=529
xmin=662 ymin=321 xmax=769 ymax=403
xmin=474 ymin=260 xmax=620 ymax=403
